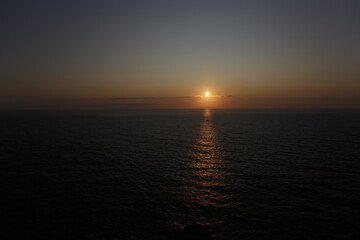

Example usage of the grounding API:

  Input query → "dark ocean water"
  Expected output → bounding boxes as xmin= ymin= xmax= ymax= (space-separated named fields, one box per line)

xmin=1 ymin=109 xmax=360 ymax=239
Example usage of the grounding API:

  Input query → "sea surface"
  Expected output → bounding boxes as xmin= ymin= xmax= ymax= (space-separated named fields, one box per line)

xmin=1 ymin=109 xmax=360 ymax=239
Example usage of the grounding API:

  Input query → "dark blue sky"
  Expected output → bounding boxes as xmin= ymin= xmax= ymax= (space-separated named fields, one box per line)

xmin=1 ymin=0 xmax=360 ymax=108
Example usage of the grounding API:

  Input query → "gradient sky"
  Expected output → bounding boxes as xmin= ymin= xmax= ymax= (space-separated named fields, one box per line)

xmin=1 ymin=0 xmax=360 ymax=109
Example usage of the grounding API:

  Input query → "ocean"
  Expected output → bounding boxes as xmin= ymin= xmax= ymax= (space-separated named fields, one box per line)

xmin=1 ymin=109 xmax=359 ymax=239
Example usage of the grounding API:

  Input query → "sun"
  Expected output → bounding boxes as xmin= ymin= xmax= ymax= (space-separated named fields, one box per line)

xmin=205 ymin=91 xmax=210 ymax=97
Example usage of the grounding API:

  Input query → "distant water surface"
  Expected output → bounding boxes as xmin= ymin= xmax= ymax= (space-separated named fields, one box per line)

xmin=1 ymin=109 xmax=360 ymax=239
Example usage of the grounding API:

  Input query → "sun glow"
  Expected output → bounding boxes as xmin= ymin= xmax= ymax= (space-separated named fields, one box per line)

xmin=205 ymin=91 xmax=210 ymax=97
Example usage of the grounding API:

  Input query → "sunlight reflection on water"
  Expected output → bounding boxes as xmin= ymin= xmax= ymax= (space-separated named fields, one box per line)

xmin=190 ymin=109 xmax=224 ymax=190
xmin=177 ymin=109 xmax=230 ymax=237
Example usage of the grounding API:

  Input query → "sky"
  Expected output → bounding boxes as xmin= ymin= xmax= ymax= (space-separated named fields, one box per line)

xmin=1 ymin=0 xmax=360 ymax=109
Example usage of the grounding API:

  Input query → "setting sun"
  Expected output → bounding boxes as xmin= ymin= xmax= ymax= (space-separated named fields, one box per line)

xmin=205 ymin=91 xmax=210 ymax=97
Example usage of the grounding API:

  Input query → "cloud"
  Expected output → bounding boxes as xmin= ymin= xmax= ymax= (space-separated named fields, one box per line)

xmin=101 ymin=96 xmax=193 ymax=100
